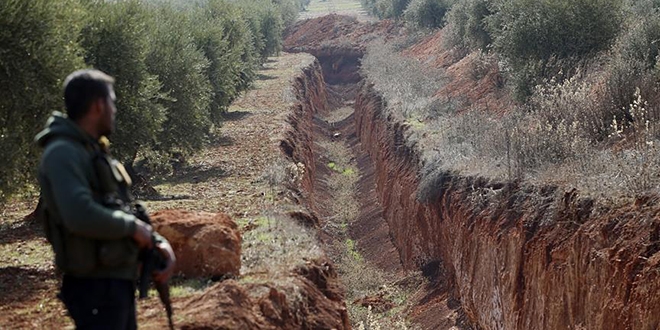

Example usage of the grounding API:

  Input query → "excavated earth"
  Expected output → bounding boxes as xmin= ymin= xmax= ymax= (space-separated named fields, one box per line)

xmin=284 ymin=14 xmax=660 ymax=330
xmin=5 ymin=12 xmax=660 ymax=330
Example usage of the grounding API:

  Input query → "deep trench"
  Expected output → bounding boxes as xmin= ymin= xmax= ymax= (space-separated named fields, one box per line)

xmin=297 ymin=54 xmax=467 ymax=328
xmin=303 ymin=64 xmax=405 ymax=324
xmin=292 ymin=48 xmax=660 ymax=330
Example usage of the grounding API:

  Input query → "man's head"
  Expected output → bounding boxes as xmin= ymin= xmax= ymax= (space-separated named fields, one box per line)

xmin=63 ymin=69 xmax=117 ymax=137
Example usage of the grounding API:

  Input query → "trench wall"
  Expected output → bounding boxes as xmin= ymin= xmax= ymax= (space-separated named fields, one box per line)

xmin=282 ymin=56 xmax=660 ymax=330
xmin=353 ymin=83 xmax=660 ymax=330
xmin=280 ymin=59 xmax=328 ymax=214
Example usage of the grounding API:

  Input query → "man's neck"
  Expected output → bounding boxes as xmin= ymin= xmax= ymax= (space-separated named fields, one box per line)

xmin=75 ymin=118 xmax=100 ymax=140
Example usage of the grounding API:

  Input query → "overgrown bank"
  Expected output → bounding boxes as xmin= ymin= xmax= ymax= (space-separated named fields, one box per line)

xmin=358 ymin=0 xmax=660 ymax=200
xmin=284 ymin=12 xmax=660 ymax=329
xmin=351 ymin=80 xmax=660 ymax=329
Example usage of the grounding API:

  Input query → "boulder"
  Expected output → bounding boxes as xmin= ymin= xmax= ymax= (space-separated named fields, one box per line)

xmin=150 ymin=209 xmax=241 ymax=278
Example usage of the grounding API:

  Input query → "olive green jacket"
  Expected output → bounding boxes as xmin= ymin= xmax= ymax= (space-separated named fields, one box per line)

xmin=35 ymin=112 xmax=140 ymax=280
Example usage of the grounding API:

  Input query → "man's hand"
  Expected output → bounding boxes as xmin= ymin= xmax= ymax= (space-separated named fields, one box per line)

xmin=153 ymin=241 xmax=176 ymax=284
xmin=132 ymin=219 xmax=153 ymax=249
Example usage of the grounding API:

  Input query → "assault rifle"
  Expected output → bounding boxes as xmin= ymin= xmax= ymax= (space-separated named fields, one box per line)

xmin=134 ymin=203 xmax=174 ymax=330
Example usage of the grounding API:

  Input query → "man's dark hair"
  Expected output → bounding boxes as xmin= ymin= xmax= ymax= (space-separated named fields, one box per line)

xmin=63 ymin=69 xmax=115 ymax=121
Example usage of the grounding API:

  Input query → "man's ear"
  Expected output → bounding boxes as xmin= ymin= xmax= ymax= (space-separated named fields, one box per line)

xmin=90 ymin=97 xmax=104 ymax=117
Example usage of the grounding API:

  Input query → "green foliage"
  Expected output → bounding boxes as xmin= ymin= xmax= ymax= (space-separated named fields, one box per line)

xmin=0 ymin=0 xmax=299 ymax=202
xmin=443 ymin=0 xmax=491 ymax=51
xmin=485 ymin=0 xmax=624 ymax=100
xmin=404 ymin=0 xmax=452 ymax=29
xmin=236 ymin=0 xmax=285 ymax=60
xmin=0 ymin=0 xmax=85 ymax=203
xmin=273 ymin=0 xmax=301 ymax=28
xmin=362 ymin=0 xmax=411 ymax=19
xmin=260 ymin=9 xmax=284 ymax=57
xmin=299 ymin=0 xmax=311 ymax=10
xmin=81 ymin=0 xmax=166 ymax=165
xmin=487 ymin=0 xmax=623 ymax=63
xmin=145 ymin=5 xmax=212 ymax=156
xmin=390 ymin=0 xmax=411 ymax=18
xmin=191 ymin=0 xmax=257 ymax=124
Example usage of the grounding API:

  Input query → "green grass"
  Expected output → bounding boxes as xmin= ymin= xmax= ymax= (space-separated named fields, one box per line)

xmin=304 ymin=0 xmax=363 ymax=13
xmin=405 ymin=118 xmax=426 ymax=129
xmin=345 ymin=239 xmax=363 ymax=262
xmin=328 ymin=161 xmax=357 ymax=176
xmin=168 ymin=278 xmax=213 ymax=298
xmin=342 ymin=168 xmax=356 ymax=176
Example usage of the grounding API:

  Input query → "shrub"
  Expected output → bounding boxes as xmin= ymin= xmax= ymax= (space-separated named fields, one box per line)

xmin=443 ymin=0 xmax=491 ymax=51
xmin=1 ymin=0 xmax=295 ymax=202
xmin=403 ymin=0 xmax=452 ymax=30
xmin=363 ymin=0 xmax=411 ymax=19
xmin=604 ymin=10 xmax=660 ymax=128
xmin=390 ymin=0 xmax=412 ymax=18
xmin=192 ymin=0 xmax=259 ymax=124
xmin=485 ymin=0 xmax=624 ymax=100
xmin=0 ymin=0 xmax=85 ymax=203
xmin=274 ymin=0 xmax=301 ymax=29
xmin=237 ymin=0 xmax=284 ymax=60
xmin=487 ymin=0 xmax=623 ymax=65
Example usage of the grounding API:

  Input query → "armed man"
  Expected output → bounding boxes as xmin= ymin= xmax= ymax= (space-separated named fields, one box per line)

xmin=35 ymin=69 xmax=176 ymax=329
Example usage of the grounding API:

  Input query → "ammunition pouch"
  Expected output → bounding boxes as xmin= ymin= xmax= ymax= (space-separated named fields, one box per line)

xmin=43 ymin=208 xmax=138 ymax=275
xmin=97 ymin=238 xmax=139 ymax=268
xmin=39 ymin=193 xmax=138 ymax=276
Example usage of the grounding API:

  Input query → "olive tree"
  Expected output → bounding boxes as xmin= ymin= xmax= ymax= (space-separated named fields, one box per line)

xmin=0 ymin=0 xmax=85 ymax=203
xmin=81 ymin=0 xmax=165 ymax=165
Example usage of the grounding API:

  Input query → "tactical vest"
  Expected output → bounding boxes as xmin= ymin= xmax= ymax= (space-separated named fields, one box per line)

xmin=40 ymin=136 xmax=139 ymax=277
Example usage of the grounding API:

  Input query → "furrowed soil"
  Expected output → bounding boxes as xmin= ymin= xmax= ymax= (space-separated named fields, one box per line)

xmin=313 ymin=85 xmax=425 ymax=328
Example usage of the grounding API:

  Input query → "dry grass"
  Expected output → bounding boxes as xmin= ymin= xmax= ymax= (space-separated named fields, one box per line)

xmin=361 ymin=39 xmax=660 ymax=200
xmin=241 ymin=213 xmax=324 ymax=278
xmin=361 ymin=40 xmax=449 ymax=121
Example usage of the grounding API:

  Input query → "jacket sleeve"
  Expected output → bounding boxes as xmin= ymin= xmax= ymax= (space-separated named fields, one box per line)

xmin=41 ymin=141 xmax=137 ymax=239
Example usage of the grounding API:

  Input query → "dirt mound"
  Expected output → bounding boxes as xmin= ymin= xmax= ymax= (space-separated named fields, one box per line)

xmin=172 ymin=258 xmax=349 ymax=330
xmin=150 ymin=210 xmax=241 ymax=278
xmin=285 ymin=14 xmax=394 ymax=54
